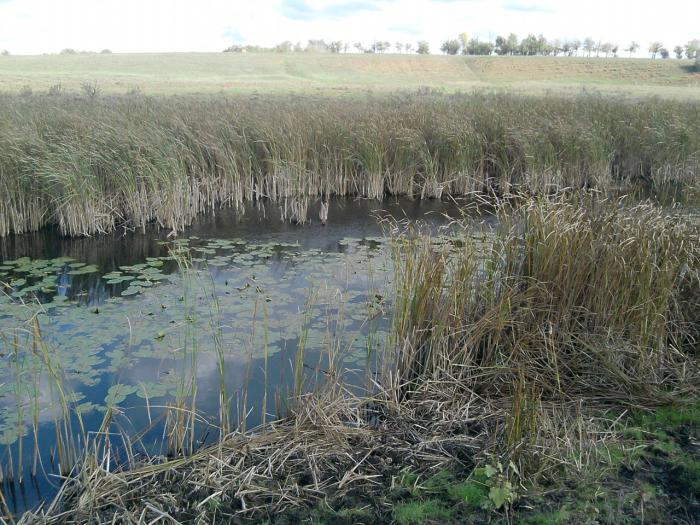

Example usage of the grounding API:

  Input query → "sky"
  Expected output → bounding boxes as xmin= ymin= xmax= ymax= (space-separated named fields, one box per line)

xmin=0 ymin=0 xmax=697 ymax=56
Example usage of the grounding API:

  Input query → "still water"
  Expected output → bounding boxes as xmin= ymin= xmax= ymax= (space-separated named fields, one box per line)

xmin=0 ymin=197 xmax=471 ymax=515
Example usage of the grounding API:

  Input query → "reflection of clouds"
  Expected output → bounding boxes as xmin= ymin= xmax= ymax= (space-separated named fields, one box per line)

xmin=0 ymin=365 xmax=89 ymax=433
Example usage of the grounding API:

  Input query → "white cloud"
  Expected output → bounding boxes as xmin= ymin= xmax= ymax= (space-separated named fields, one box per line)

xmin=0 ymin=0 xmax=696 ymax=55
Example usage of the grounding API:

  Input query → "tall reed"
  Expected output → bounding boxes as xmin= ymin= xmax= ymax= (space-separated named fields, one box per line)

xmin=389 ymin=195 xmax=699 ymax=402
xmin=0 ymin=92 xmax=698 ymax=237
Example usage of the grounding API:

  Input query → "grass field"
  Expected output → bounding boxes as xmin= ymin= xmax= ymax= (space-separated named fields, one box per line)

xmin=0 ymin=52 xmax=699 ymax=97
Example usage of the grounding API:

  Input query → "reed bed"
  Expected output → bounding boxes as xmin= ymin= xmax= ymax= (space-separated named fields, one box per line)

xmin=0 ymin=92 xmax=699 ymax=237
xmin=17 ymin=195 xmax=699 ymax=523
xmin=390 ymin=195 xmax=699 ymax=403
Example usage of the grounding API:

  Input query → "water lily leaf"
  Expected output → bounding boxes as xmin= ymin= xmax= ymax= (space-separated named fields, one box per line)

xmin=105 ymin=384 xmax=139 ymax=406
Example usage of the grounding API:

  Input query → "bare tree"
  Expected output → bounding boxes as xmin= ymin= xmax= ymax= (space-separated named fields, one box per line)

xmin=395 ymin=42 xmax=403 ymax=54
xmin=583 ymin=38 xmax=595 ymax=57
xmin=626 ymin=41 xmax=639 ymax=57
xmin=649 ymin=42 xmax=663 ymax=59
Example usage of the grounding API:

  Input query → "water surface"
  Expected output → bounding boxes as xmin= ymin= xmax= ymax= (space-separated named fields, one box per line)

xmin=0 ymin=197 xmax=471 ymax=514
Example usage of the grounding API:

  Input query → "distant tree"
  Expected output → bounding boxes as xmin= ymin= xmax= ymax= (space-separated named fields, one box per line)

xmin=354 ymin=42 xmax=364 ymax=53
xmin=416 ymin=41 xmax=430 ymax=55
xmin=520 ymin=34 xmax=539 ymax=56
xmin=659 ymin=47 xmax=670 ymax=59
xmin=440 ymin=39 xmax=460 ymax=55
xmin=307 ymin=39 xmax=329 ymax=53
xmin=583 ymin=37 xmax=595 ymax=57
xmin=405 ymin=43 xmax=414 ymax=54
xmin=600 ymin=42 xmax=613 ymax=58
xmin=626 ymin=41 xmax=640 ymax=57
xmin=674 ymin=45 xmax=684 ymax=59
xmin=458 ymin=32 xmax=469 ymax=52
xmin=686 ymin=40 xmax=700 ymax=59
xmin=495 ymin=36 xmax=508 ymax=55
xmin=465 ymin=38 xmax=494 ymax=56
xmin=612 ymin=45 xmax=619 ymax=57
xmin=649 ymin=42 xmax=663 ymax=59
xmin=395 ymin=42 xmax=403 ymax=54
xmin=550 ymin=39 xmax=562 ymax=56
xmin=595 ymin=40 xmax=603 ymax=57
xmin=373 ymin=41 xmax=390 ymax=53
xmin=537 ymin=34 xmax=548 ymax=54
xmin=223 ymin=45 xmax=243 ymax=53
xmin=507 ymin=33 xmax=519 ymax=55
xmin=329 ymin=41 xmax=343 ymax=53
xmin=60 ymin=48 xmax=78 ymax=55
xmin=693 ymin=58 xmax=700 ymax=72
xmin=570 ymin=39 xmax=581 ymax=56
xmin=0 ymin=49 xmax=9 ymax=56
xmin=294 ymin=42 xmax=304 ymax=52
xmin=274 ymin=41 xmax=293 ymax=53
xmin=100 ymin=49 xmax=112 ymax=54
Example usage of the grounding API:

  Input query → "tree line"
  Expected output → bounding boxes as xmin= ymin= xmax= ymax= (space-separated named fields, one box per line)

xmin=221 ymin=36 xmax=700 ymax=60
xmin=223 ymin=40 xmax=431 ymax=55
xmin=440 ymin=34 xmax=699 ymax=59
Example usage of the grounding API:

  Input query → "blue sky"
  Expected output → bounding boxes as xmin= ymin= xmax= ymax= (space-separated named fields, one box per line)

xmin=0 ymin=0 xmax=696 ymax=55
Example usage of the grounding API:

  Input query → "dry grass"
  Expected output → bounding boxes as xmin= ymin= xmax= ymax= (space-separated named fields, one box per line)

xmin=1 ymin=93 xmax=698 ymax=238
xmin=16 ymin=195 xmax=699 ymax=524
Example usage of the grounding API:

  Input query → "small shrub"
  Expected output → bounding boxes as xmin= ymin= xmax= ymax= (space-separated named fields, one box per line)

xmin=47 ymin=83 xmax=64 ymax=96
xmin=80 ymin=81 xmax=101 ymax=98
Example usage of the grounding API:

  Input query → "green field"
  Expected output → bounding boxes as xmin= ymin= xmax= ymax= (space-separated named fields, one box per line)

xmin=0 ymin=52 xmax=699 ymax=97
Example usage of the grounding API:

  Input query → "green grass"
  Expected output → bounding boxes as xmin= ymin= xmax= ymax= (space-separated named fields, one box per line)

xmin=0 ymin=53 xmax=698 ymax=97
xmin=393 ymin=499 xmax=452 ymax=525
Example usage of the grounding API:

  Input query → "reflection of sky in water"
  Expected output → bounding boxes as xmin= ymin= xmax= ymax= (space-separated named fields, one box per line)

xmin=0 ymin=197 xmax=472 ymax=514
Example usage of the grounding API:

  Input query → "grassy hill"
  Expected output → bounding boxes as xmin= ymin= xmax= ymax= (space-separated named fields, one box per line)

xmin=0 ymin=52 xmax=698 ymax=97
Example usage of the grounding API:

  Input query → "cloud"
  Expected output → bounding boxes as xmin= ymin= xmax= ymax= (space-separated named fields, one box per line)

xmin=280 ymin=0 xmax=380 ymax=21
xmin=502 ymin=1 xmax=554 ymax=13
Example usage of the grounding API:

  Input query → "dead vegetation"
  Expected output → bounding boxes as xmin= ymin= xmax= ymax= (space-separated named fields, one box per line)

xmin=14 ymin=194 xmax=700 ymax=524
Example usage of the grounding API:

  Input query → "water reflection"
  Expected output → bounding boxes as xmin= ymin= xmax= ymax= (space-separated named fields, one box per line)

xmin=0 ymin=197 xmax=469 ymax=516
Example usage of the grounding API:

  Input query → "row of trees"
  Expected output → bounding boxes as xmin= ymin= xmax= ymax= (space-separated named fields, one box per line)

xmin=221 ymin=36 xmax=700 ymax=60
xmin=223 ymin=39 xmax=432 ymax=55
xmin=440 ymin=34 xmax=700 ymax=59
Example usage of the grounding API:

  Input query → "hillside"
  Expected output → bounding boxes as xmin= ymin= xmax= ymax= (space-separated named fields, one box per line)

xmin=0 ymin=52 xmax=698 ymax=97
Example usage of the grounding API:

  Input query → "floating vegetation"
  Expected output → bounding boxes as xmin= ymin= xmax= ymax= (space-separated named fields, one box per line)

xmin=0 ymin=231 xmax=398 ymax=476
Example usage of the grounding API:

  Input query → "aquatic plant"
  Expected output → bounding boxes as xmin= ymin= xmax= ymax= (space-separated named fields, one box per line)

xmin=6 ymin=196 xmax=700 ymax=523
xmin=0 ymin=92 xmax=698 ymax=237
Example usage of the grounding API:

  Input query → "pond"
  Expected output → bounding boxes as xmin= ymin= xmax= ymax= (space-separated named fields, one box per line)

xmin=0 ymin=197 xmax=476 ymax=514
